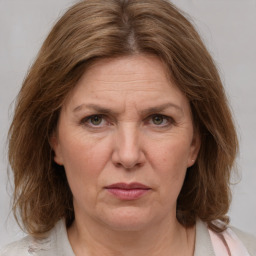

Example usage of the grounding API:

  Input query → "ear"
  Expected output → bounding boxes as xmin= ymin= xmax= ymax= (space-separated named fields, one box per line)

xmin=187 ymin=130 xmax=201 ymax=168
xmin=50 ymin=132 xmax=64 ymax=166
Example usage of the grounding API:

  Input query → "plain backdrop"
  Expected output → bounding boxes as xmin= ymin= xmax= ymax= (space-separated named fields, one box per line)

xmin=0 ymin=0 xmax=255 ymax=247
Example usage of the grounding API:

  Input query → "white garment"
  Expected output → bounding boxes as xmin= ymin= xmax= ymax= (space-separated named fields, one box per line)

xmin=209 ymin=227 xmax=251 ymax=256
xmin=1 ymin=219 xmax=255 ymax=256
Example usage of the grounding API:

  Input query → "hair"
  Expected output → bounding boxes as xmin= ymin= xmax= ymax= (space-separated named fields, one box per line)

xmin=8 ymin=0 xmax=238 ymax=236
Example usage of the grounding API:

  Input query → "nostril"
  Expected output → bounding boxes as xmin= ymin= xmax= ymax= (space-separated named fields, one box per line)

xmin=114 ymin=161 xmax=143 ymax=170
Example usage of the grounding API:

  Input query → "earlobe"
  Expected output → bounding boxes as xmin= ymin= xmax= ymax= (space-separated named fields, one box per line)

xmin=50 ymin=134 xmax=64 ymax=166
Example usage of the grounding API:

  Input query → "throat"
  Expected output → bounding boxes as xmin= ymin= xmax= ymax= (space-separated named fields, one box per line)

xmin=67 ymin=220 xmax=195 ymax=256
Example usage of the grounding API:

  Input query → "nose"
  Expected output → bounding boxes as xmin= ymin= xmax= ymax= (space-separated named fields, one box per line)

xmin=112 ymin=123 xmax=145 ymax=170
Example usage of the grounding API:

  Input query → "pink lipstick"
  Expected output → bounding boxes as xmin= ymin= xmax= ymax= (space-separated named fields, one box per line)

xmin=105 ymin=182 xmax=151 ymax=200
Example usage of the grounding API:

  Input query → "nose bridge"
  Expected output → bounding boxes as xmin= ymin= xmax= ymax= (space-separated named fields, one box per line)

xmin=113 ymin=121 xmax=142 ymax=169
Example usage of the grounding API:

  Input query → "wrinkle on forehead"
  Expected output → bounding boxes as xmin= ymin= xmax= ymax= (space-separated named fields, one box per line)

xmin=63 ymin=54 xmax=189 ymax=118
xmin=78 ymin=54 xmax=173 ymax=87
xmin=85 ymin=83 xmax=172 ymax=93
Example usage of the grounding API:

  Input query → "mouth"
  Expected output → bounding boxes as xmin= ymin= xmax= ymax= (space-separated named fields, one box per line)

xmin=104 ymin=182 xmax=151 ymax=200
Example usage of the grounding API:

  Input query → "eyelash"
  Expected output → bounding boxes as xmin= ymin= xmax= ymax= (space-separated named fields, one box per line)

xmin=80 ymin=114 xmax=108 ymax=127
xmin=80 ymin=114 xmax=175 ymax=128
xmin=147 ymin=114 xmax=175 ymax=127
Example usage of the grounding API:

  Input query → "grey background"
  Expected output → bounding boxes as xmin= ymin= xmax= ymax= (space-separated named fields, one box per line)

xmin=0 ymin=0 xmax=255 ymax=247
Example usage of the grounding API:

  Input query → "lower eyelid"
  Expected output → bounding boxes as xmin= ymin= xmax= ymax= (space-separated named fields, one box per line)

xmin=80 ymin=115 xmax=174 ymax=127
xmin=81 ymin=115 xmax=112 ymax=127
xmin=145 ymin=116 xmax=173 ymax=126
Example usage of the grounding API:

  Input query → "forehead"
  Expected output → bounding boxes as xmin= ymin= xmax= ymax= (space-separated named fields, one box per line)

xmin=63 ymin=54 xmax=190 ymax=113
xmin=77 ymin=54 xmax=171 ymax=91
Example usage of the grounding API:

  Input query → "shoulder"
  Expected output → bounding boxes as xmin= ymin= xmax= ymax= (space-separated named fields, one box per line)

xmin=195 ymin=219 xmax=256 ymax=256
xmin=0 ymin=220 xmax=74 ymax=256
xmin=229 ymin=226 xmax=256 ymax=255
xmin=0 ymin=225 xmax=55 ymax=256
xmin=209 ymin=222 xmax=256 ymax=256
xmin=0 ymin=235 xmax=45 ymax=256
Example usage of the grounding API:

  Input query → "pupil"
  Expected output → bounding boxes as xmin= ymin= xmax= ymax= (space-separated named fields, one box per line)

xmin=153 ymin=116 xmax=163 ymax=125
xmin=92 ymin=116 xmax=102 ymax=125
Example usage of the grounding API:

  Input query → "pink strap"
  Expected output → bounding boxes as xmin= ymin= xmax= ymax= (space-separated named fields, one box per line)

xmin=209 ymin=228 xmax=250 ymax=256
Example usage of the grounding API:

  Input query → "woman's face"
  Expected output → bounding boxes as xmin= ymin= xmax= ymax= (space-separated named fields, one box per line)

xmin=52 ymin=54 xmax=200 ymax=231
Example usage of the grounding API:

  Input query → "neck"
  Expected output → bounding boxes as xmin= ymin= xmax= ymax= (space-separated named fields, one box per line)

xmin=67 ymin=215 xmax=195 ymax=256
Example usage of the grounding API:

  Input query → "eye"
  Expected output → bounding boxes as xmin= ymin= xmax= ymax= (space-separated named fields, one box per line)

xmin=81 ymin=114 xmax=107 ymax=127
xmin=152 ymin=115 xmax=165 ymax=125
xmin=89 ymin=115 xmax=103 ymax=126
xmin=149 ymin=114 xmax=173 ymax=127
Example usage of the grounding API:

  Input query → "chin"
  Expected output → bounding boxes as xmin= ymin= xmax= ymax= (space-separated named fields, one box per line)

xmin=97 ymin=206 xmax=155 ymax=231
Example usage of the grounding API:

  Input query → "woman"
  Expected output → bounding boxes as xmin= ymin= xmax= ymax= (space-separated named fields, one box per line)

xmin=1 ymin=0 xmax=256 ymax=255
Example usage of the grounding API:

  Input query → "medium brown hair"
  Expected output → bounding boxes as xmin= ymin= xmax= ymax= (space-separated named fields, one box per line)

xmin=8 ymin=0 xmax=238 ymax=236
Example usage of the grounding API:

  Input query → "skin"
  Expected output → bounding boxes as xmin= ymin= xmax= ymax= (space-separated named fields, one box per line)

xmin=51 ymin=54 xmax=200 ymax=256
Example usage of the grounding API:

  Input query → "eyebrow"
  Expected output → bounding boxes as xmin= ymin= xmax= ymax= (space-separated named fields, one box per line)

xmin=72 ymin=102 xmax=183 ymax=115
xmin=73 ymin=104 xmax=117 ymax=115
xmin=140 ymin=103 xmax=183 ymax=115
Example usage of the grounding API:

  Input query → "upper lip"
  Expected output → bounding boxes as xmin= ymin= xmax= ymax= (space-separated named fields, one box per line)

xmin=105 ymin=182 xmax=150 ymax=190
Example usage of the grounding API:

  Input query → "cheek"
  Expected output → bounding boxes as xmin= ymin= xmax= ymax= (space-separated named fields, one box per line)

xmin=148 ymin=136 xmax=191 ymax=172
xmin=147 ymin=137 xmax=191 ymax=193
xmin=59 ymin=135 xmax=112 ymax=194
xmin=61 ymin=131 xmax=110 ymax=167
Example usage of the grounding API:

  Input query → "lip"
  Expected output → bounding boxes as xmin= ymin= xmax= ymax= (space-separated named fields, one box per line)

xmin=105 ymin=182 xmax=151 ymax=200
